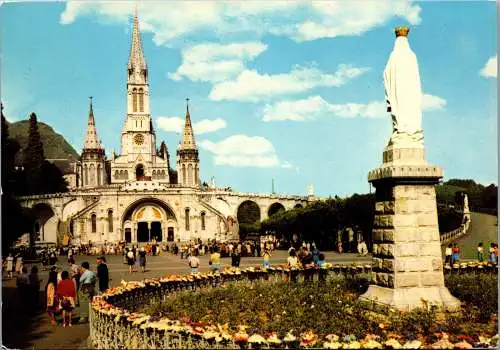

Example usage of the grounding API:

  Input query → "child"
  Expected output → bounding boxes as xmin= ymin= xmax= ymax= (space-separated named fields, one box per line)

xmin=451 ymin=243 xmax=460 ymax=265
xmin=188 ymin=249 xmax=200 ymax=273
xmin=477 ymin=242 xmax=485 ymax=262
xmin=262 ymin=249 xmax=271 ymax=268
xmin=6 ymin=253 xmax=14 ymax=279
xmin=489 ymin=243 xmax=497 ymax=264
xmin=444 ymin=243 xmax=452 ymax=266
xmin=317 ymin=253 xmax=326 ymax=268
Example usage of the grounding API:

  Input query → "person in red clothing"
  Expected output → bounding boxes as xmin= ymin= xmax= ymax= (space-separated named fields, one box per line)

xmin=57 ymin=271 xmax=76 ymax=327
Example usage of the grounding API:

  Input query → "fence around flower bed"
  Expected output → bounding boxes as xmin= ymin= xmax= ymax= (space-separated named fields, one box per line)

xmin=89 ymin=264 xmax=498 ymax=349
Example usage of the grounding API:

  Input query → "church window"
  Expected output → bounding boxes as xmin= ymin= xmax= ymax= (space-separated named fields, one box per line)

xmin=108 ymin=210 xmax=113 ymax=233
xmin=91 ymin=213 xmax=97 ymax=233
xmin=132 ymin=88 xmax=137 ymax=112
xmin=185 ymin=208 xmax=190 ymax=231
xmin=152 ymin=170 xmax=156 ymax=179
xmin=138 ymin=88 xmax=144 ymax=112
xmin=89 ymin=164 xmax=95 ymax=186
xmin=161 ymin=170 xmax=166 ymax=179
xmin=83 ymin=165 xmax=88 ymax=186
xmin=201 ymin=212 xmax=206 ymax=230
xmin=188 ymin=164 xmax=193 ymax=186
xmin=114 ymin=170 xmax=119 ymax=179
xmin=182 ymin=164 xmax=186 ymax=185
xmin=97 ymin=164 xmax=101 ymax=186
xmin=124 ymin=170 xmax=128 ymax=180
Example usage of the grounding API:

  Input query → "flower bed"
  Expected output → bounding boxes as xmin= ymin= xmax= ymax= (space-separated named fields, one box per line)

xmin=90 ymin=265 xmax=498 ymax=349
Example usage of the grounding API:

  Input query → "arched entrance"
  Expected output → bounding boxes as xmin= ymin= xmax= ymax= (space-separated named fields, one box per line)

xmin=31 ymin=203 xmax=57 ymax=243
xmin=237 ymin=200 xmax=261 ymax=239
xmin=122 ymin=198 xmax=177 ymax=243
xmin=136 ymin=164 xmax=145 ymax=180
xmin=268 ymin=202 xmax=285 ymax=217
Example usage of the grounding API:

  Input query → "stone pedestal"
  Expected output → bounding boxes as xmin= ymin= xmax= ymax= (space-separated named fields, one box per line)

xmin=359 ymin=143 xmax=461 ymax=312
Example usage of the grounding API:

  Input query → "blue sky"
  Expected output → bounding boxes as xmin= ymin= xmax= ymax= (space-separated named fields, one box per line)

xmin=1 ymin=1 xmax=497 ymax=197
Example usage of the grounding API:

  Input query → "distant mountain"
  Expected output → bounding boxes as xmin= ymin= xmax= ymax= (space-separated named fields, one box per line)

xmin=8 ymin=119 xmax=79 ymax=174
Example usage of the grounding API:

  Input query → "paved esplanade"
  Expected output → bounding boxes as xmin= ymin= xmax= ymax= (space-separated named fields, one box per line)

xmin=67 ymin=251 xmax=370 ymax=288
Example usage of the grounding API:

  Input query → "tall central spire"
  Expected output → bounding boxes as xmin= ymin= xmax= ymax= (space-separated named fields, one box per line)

xmin=180 ymin=98 xmax=196 ymax=149
xmin=127 ymin=8 xmax=147 ymax=82
xmin=84 ymin=97 xmax=103 ymax=150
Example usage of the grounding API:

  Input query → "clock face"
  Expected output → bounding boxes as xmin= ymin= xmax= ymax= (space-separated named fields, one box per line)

xmin=134 ymin=133 xmax=144 ymax=145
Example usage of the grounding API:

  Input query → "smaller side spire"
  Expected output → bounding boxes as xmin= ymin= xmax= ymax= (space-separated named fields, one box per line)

xmin=180 ymin=97 xmax=196 ymax=149
xmin=83 ymin=96 xmax=103 ymax=150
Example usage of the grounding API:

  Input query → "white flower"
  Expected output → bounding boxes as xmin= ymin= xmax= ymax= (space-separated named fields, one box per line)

xmin=343 ymin=340 xmax=361 ymax=349
xmin=402 ymin=340 xmax=422 ymax=349
xmin=324 ymin=341 xmax=342 ymax=349
xmin=248 ymin=334 xmax=267 ymax=344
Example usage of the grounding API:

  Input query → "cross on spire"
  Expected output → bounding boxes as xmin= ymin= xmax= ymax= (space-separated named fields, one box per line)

xmin=89 ymin=96 xmax=94 ymax=118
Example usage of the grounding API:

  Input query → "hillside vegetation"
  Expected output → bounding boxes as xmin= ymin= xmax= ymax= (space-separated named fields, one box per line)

xmin=436 ymin=179 xmax=497 ymax=215
xmin=8 ymin=120 xmax=79 ymax=160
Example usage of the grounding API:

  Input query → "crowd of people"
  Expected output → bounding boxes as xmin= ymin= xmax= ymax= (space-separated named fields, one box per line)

xmin=444 ymin=241 xmax=498 ymax=266
xmin=3 ymin=236 xmax=499 ymax=327
xmin=3 ymin=253 xmax=109 ymax=327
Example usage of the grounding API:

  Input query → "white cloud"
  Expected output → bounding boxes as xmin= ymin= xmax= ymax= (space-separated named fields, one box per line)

xmin=168 ymin=42 xmax=267 ymax=83
xmin=156 ymin=117 xmax=185 ymax=133
xmin=199 ymin=135 xmax=290 ymax=168
xmin=422 ymin=93 xmax=446 ymax=111
xmin=193 ymin=118 xmax=227 ymax=134
xmin=480 ymin=55 xmax=497 ymax=78
xmin=290 ymin=2 xmax=421 ymax=41
xmin=156 ymin=116 xmax=227 ymax=134
xmin=263 ymin=93 xmax=446 ymax=122
xmin=60 ymin=1 xmax=421 ymax=44
xmin=210 ymin=64 xmax=370 ymax=102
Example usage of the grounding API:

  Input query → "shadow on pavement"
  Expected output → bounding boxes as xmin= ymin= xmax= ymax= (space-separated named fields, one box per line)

xmin=2 ymin=278 xmax=89 ymax=349
xmin=2 ymin=281 xmax=51 ymax=348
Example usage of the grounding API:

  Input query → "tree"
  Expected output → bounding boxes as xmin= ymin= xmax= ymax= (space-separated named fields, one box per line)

xmin=24 ymin=112 xmax=45 ymax=194
xmin=237 ymin=201 xmax=261 ymax=238
xmin=21 ymin=112 xmax=68 ymax=194
xmin=39 ymin=160 xmax=68 ymax=194
xmin=1 ymin=104 xmax=29 ymax=253
xmin=1 ymin=105 xmax=21 ymax=190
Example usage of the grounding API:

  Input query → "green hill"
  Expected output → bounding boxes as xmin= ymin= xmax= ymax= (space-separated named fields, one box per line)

xmin=8 ymin=120 xmax=79 ymax=160
xmin=436 ymin=179 xmax=497 ymax=215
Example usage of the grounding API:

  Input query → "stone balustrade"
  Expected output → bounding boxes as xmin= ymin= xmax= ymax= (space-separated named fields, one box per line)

xmin=440 ymin=224 xmax=467 ymax=245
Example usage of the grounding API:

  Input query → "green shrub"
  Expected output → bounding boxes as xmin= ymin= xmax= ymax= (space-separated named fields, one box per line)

xmin=445 ymin=274 xmax=498 ymax=322
xmin=142 ymin=274 xmax=498 ymax=343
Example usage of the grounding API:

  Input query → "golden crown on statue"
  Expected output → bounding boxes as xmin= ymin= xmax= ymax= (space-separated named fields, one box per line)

xmin=395 ymin=26 xmax=410 ymax=37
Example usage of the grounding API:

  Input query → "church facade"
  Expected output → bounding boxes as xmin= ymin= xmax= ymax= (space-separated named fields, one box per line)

xmin=19 ymin=15 xmax=312 ymax=245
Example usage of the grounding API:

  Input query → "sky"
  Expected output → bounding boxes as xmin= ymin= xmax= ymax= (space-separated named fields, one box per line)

xmin=1 ymin=1 xmax=497 ymax=197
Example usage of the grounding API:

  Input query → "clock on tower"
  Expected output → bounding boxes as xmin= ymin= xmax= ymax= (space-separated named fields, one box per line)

xmin=134 ymin=133 xmax=144 ymax=145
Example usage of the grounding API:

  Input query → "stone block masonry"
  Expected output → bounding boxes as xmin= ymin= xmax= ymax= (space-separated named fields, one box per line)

xmin=359 ymin=145 xmax=461 ymax=312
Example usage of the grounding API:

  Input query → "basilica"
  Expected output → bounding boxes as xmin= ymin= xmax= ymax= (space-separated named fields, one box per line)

xmin=20 ymin=15 xmax=311 ymax=245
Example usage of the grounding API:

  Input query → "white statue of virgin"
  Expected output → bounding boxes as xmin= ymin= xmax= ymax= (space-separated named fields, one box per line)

xmin=384 ymin=26 xmax=424 ymax=145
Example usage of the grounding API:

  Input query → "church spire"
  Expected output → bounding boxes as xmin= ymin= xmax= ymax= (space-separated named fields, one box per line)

xmin=83 ymin=97 xmax=103 ymax=150
xmin=127 ymin=9 xmax=147 ymax=83
xmin=180 ymin=98 xmax=196 ymax=149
